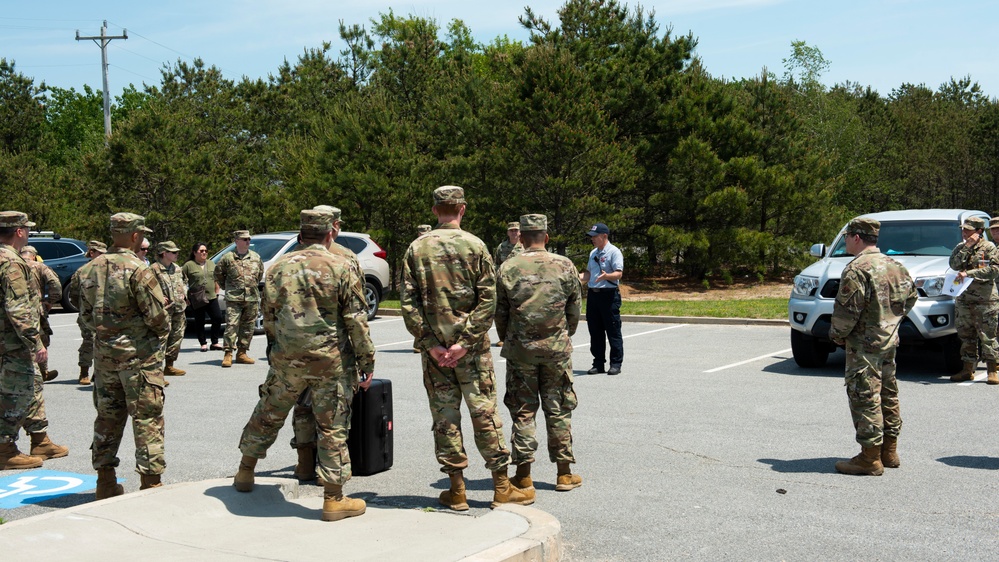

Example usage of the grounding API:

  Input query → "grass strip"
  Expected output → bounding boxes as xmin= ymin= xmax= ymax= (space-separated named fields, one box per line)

xmin=379 ymin=298 xmax=786 ymax=320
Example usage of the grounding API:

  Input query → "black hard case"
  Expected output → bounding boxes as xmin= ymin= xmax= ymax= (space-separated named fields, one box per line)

xmin=348 ymin=378 xmax=394 ymax=476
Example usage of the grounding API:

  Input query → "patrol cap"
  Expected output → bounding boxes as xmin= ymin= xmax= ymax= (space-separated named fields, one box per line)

xmin=233 ymin=230 xmax=251 ymax=240
xmin=156 ymin=240 xmax=180 ymax=254
xmin=301 ymin=209 xmax=333 ymax=234
xmin=313 ymin=205 xmax=342 ymax=222
xmin=846 ymin=217 xmax=880 ymax=237
xmin=507 ymin=222 xmax=520 ymax=231
xmin=520 ymin=214 xmax=547 ymax=232
xmin=20 ymin=245 xmax=37 ymax=256
xmin=433 ymin=185 xmax=466 ymax=206
xmin=990 ymin=217 xmax=999 ymax=228
xmin=88 ymin=240 xmax=107 ymax=254
xmin=586 ymin=223 xmax=610 ymax=236
xmin=417 ymin=224 xmax=432 ymax=234
xmin=110 ymin=212 xmax=153 ymax=234
xmin=0 ymin=211 xmax=36 ymax=229
xmin=962 ymin=216 xmax=986 ymax=231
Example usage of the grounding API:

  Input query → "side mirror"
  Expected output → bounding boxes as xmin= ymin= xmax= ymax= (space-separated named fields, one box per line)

xmin=809 ymin=243 xmax=826 ymax=258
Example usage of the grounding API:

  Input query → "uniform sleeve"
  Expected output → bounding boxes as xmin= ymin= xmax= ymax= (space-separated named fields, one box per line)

xmin=339 ymin=267 xmax=375 ymax=376
xmin=609 ymin=246 xmax=624 ymax=273
xmin=133 ymin=266 xmax=171 ymax=338
xmin=829 ymin=267 xmax=865 ymax=342
xmin=255 ymin=254 xmax=264 ymax=283
xmin=1 ymin=262 xmax=43 ymax=353
xmin=968 ymin=242 xmax=999 ymax=282
xmin=400 ymin=245 xmax=436 ymax=350
xmin=564 ymin=263 xmax=582 ymax=336
xmin=949 ymin=243 xmax=970 ymax=271
xmin=213 ymin=255 xmax=227 ymax=288
xmin=261 ymin=269 xmax=277 ymax=343
xmin=41 ymin=265 xmax=62 ymax=306
xmin=494 ymin=267 xmax=510 ymax=343
xmin=67 ymin=270 xmax=81 ymax=310
xmin=456 ymin=247 xmax=497 ymax=351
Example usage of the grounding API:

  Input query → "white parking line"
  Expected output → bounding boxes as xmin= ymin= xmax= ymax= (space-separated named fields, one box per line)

xmin=376 ymin=339 xmax=416 ymax=349
xmin=371 ymin=317 xmax=404 ymax=324
xmin=704 ymin=348 xmax=792 ymax=373
xmin=622 ymin=325 xmax=687 ymax=339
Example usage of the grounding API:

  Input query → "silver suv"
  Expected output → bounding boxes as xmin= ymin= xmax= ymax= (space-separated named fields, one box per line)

xmin=212 ymin=231 xmax=391 ymax=321
xmin=788 ymin=209 xmax=990 ymax=371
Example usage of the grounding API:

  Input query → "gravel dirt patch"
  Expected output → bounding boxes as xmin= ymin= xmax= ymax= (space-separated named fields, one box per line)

xmin=619 ymin=277 xmax=792 ymax=301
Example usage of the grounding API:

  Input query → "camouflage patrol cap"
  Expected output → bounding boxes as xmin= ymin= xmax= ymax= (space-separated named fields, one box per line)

xmin=20 ymin=245 xmax=38 ymax=256
xmin=233 ymin=230 xmax=251 ymax=240
xmin=301 ymin=209 xmax=333 ymax=234
xmin=110 ymin=212 xmax=153 ymax=234
xmin=961 ymin=216 xmax=986 ymax=231
xmin=417 ymin=224 xmax=432 ymax=234
xmin=519 ymin=214 xmax=547 ymax=232
xmin=0 ymin=211 xmax=36 ymax=228
xmin=88 ymin=240 xmax=107 ymax=254
xmin=313 ymin=205 xmax=342 ymax=222
xmin=990 ymin=217 xmax=999 ymax=228
xmin=846 ymin=217 xmax=880 ymax=237
xmin=507 ymin=221 xmax=520 ymax=231
xmin=156 ymin=240 xmax=180 ymax=254
xmin=433 ymin=185 xmax=466 ymax=206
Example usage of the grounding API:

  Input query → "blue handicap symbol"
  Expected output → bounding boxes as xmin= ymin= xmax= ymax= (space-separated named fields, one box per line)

xmin=0 ymin=470 xmax=101 ymax=508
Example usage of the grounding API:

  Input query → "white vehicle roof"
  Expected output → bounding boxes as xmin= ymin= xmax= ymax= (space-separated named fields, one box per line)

xmin=855 ymin=209 xmax=988 ymax=223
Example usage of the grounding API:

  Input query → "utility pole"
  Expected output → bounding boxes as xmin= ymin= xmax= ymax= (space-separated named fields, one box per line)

xmin=76 ymin=20 xmax=127 ymax=140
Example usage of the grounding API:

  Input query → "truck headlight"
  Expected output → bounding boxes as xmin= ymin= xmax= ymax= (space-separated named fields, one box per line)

xmin=792 ymin=275 xmax=819 ymax=297
xmin=916 ymin=276 xmax=945 ymax=297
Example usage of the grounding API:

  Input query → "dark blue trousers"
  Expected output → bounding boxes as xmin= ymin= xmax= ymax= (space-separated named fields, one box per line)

xmin=586 ymin=288 xmax=623 ymax=368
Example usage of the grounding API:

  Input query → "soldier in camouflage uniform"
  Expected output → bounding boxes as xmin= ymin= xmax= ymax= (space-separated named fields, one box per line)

xmin=151 ymin=241 xmax=188 ymax=378
xmin=412 ymin=224 xmax=433 ymax=353
xmin=948 ymin=216 xmax=999 ymax=384
xmin=829 ymin=217 xmax=918 ymax=476
xmin=402 ymin=186 xmax=534 ymax=511
xmin=492 ymin=222 xmax=523 ymax=349
xmin=215 ymin=230 xmax=264 ymax=368
xmin=20 ymin=245 xmax=63 ymax=382
xmin=79 ymin=213 xmax=171 ymax=498
xmin=496 ymin=214 xmax=583 ymax=493
xmin=68 ymin=240 xmax=106 ymax=385
xmin=288 ymin=205 xmax=364 ymax=483
xmin=0 ymin=211 xmax=62 ymax=470
xmin=234 ymin=209 xmax=375 ymax=522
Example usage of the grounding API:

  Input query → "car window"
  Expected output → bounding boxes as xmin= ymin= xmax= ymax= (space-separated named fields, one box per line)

xmin=31 ymin=240 xmax=84 ymax=260
xmin=830 ymin=220 xmax=963 ymax=257
xmin=212 ymin=238 xmax=292 ymax=263
xmin=335 ymin=235 xmax=367 ymax=255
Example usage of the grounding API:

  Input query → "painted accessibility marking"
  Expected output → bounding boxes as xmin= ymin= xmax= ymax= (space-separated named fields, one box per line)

xmin=0 ymin=470 xmax=104 ymax=508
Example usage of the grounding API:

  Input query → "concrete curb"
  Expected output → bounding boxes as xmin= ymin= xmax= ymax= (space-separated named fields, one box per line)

xmin=377 ymin=307 xmax=788 ymax=327
xmin=461 ymin=504 xmax=563 ymax=562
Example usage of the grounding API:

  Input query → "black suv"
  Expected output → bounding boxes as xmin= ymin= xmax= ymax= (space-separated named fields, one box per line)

xmin=27 ymin=234 xmax=89 ymax=311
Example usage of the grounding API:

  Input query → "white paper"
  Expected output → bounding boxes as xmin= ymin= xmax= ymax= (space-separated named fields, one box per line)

xmin=943 ymin=270 xmax=973 ymax=297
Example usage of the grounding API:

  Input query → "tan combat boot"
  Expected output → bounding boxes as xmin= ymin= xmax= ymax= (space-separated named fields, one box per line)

xmin=139 ymin=473 xmax=162 ymax=490
xmin=881 ymin=436 xmax=900 ymax=468
xmin=164 ymin=360 xmax=186 ymax=376
xmin=235 ymin=349 xmax=256 ymax=364
xmin=322 ymin=483 xmax=366 ymax=521
xmin=79 ymin=365 xmax=91 ymax=385
xmin=95 ymin=467 xmax=124 ymax=500
xmin=834 ymin=446 xmax=885 ymax=476
xmin=491 ymin=467 xmax=536 ymax=508
xmin=30 ymin=432 xmax=69 ymax=459
xmin=42 ymin=368 xmax=58 ymax=382
xmin=988 ymin=362 xmax=999 ymax=385
xmin=951 ymin=361 xmax=976 ymax=382
xmin=0 ymin=441 xmax=43 ymax=470
xmin=294 ymin=445 xmax=317 ymax=481
xmin=511 ymin=463 xmax=533 ymax=489
xmin=555 ymin=461 xmax=583 ymax=491
xmin=221 ymin=351 xmax=233 ymax=368
xmin=438 ymin=471 xmax=469 ymax=511
xmin=233 ymin=455 xmax=257 ymax=492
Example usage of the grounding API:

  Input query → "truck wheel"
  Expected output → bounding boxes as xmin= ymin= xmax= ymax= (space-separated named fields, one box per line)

xmin=791 ymin=329 xmax=829 ymax=368
xmin=943 ymin=335 xmax=963 ymax=373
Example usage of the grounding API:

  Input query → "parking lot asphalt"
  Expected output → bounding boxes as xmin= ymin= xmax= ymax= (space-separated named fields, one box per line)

xmin=4 ymin=311 xmax=999 ymax=560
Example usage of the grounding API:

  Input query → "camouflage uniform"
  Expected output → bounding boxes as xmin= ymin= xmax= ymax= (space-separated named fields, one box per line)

xmin=493 ymin=223 xmax=523 ymax=268
xmin=496 ymin=215 xmax=582 ymax=466
xmin=402 ymin=186 xmax=512 ymax=474
xmin=79 ymin=213 xmax=171 ymax=475
xmin=239 ymin=210 xmax=375 ymax=486
xmin=69 ymin=241 xmax=106 ymax=372
xmin=20 ymin=250 xmax=61 ymax=434
xmin=215 ymin=232 xmax=263 ymax=354
xmin=948 ymin=221 xmax=999 ymax=365
xmin=829 ymin=219 xmax=917 ymax=448
xmin=150 ymin=242 xmax=188 ymax=364
xmin=0 ymin=213 xmax=44 ymax=447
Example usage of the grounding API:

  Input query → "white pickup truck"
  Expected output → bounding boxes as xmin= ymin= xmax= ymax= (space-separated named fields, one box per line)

xmin=788 ymin=209 xmax=990 ymax=371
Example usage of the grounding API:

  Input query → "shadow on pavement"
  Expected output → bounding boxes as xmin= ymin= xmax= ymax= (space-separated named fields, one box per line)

xmin=25 ymin=491 xmax=96 ymax=510
xmin=758 ymin=457 xmax=840 ymax=474
xmin=203 ymin=484 xmax=317 ymax=519
xmin=936 ymin=455 xmax=999 ymax=470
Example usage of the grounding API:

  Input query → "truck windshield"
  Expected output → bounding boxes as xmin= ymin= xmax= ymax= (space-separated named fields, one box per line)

xmin=829 ymin=220 xmax=962 ymax=257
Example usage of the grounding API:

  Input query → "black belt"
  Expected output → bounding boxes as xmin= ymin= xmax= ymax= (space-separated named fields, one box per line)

xmin=588 ymin=287 xmax=618 ymax=293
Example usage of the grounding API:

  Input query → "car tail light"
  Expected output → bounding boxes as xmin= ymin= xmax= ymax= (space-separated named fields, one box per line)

xmin=371 ymin=240 xmax=387 ymax=260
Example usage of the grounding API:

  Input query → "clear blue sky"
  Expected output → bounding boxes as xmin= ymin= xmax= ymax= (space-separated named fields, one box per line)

xmin=1 ymin=0 xmax=995 ymax=99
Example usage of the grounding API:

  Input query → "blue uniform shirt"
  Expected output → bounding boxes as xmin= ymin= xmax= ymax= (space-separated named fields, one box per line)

xmin=587 ymin=242 xmax=624 ymax=289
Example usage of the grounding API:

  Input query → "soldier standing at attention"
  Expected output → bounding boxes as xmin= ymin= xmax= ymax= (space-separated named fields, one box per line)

xmin=151 ymin=241 xmax=188 ymax=378
xmin=948 ymin=216 xmax=999 ymax=383
xmin=234 ymin=209 xmax=375 ymax=522
xmin=68 ymin=240 xmax=106 ymax=385
xmin=215 ymin=230 xmax=264 ymax=368
xmin=402 ymin=186 xmax=534 ymax=511
xmin=79 ymin=213 xmax=170 ymax=498
xmin=411 ymin=224 xmax=432 ymax=354
xmin=496 ymin=214 xmax=583 ymax=492
xmin=0 ymin=211 xmax=63 ymax=470
xmin=830 ymin=218 xmax=917 ymax=476
xmin=20 ymin=245 xmax=63 ymax=382
xmin=492 ymin=222 xmax=523 ymax=349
